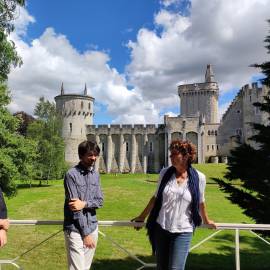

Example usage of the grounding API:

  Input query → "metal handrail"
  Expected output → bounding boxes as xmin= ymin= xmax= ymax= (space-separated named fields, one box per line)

xmin=1 ymin=221 xmax=270 ymax=270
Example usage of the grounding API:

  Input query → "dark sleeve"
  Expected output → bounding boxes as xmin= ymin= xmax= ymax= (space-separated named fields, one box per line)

xmin=64 ymin=172 xmax=91 ymax=237
xmin=0 ymin=187 xmax=7 ymax=219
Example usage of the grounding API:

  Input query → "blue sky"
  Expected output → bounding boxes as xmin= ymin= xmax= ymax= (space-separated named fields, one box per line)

xmin=8 ymin=0 xmax=270 ymax=124
xmin=25 ymin=0 xmax=159 ymax=73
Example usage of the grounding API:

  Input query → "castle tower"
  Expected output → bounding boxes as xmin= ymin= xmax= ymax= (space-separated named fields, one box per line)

xmin=54 ymin=84 xmax=95 ymax=165
xmin=178 ymin=64 xmax=219 ymax=123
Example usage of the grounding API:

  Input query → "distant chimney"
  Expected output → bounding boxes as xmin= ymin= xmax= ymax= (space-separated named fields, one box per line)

xmin=205 ymin=64 xmax=215 ymax=83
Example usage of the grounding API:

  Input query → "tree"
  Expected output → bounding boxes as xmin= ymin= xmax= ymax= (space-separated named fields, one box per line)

xmin=0 ymin=0 xmax=37 ymax=196
xmin=0 ymin=0 xmax=25 ymax=81
xmin=217 ymin=20 xmax=270 ymax=225
xmin=0 ymin=84 xmax=37 ymax=196
xmin=13 ymin=111 xmax=35 ymax=136
xmin=27 ymin=97 xmax=67 ymax=184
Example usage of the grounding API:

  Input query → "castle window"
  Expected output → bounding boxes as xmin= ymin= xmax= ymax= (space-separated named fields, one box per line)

xmin=212 ymin=145 xmax=214 ymax=150
xmin=217 ymin=144 xmax=219 ymax=150
xmin=102 ymin=142 xmax=105 ymax=153
xmin=237 ymin=110 xmax=241 ymax=114
xmin=211 ymin=130 xmax=214 ymax=135
xmin=215 ymin=130 xmax=217 ymax=136
xmin=255 ymin=106 xmax=260 ymax=114
xmin=236 ymin=129 xmax=242 ymax=136
xmin=182 ymin=120 xmax=186 ymax=129
xmin=81 ymin=101 xmax=84 ymax=109
xmin=149 ymin=142 xmax=153 ymax=152
xmin=249 ymin=95 xmax=252 ymax=102
xmin=208 ymin=130 xmax=210 ymax=136
xmin=126 ymin=142 xmax=129 ymax=152
xmin=69 ymin=123 xmax=72 ymax=133
xmin=207 ymin=145 xmax=209 ymax=151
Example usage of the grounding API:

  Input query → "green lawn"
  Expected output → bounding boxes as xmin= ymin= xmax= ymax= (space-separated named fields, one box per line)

xmin=1 ymin=164 xmax=269 ymax=270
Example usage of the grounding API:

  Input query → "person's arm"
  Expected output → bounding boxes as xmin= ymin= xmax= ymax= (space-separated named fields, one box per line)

xmin=0 ymin=229 xmax=7 ymax=248
xmin=0 ymin=188 xmax=8 ymax=248
xmin=0 ymin=187 xmax=7 ymax=220
xmin=131 ymin=196 xmax=156 ymax=230
xmin=199 ymin=202 xmax=216 ymax=228
xmin=69 ymin=173 xmax=103 ymax=211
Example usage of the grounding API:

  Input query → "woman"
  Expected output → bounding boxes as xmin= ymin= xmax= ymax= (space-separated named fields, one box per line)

xmin=132 ymin=139 xmax=216 ymax=270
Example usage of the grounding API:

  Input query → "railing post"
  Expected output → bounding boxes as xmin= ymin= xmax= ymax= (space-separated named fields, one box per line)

xmin=235 ymin=228 xmax=240 ymax=270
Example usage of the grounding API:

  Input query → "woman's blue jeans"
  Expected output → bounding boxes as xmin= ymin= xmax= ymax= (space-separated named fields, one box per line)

xmin=155 ymin=224 xmax=192 ymax=270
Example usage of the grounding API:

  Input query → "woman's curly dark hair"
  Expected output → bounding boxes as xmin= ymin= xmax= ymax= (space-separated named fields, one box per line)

xmin=169 ymin=139 xmax=197 ymax=165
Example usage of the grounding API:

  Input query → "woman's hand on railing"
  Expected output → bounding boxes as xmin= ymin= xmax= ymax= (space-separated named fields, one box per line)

xmin=0 ymin=219 xmax=10 ymax=231
xmin=131 ymin=216 xmax=145 ymax=231
xmin=204 ymin=219 xmax=217 ymax=229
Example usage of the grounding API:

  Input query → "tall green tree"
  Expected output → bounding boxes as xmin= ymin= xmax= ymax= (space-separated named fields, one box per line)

xmin=217 ymin=20 xmax=270 ymax=225
xmin=0 ymin=0 xmax=24 ymax=81
xmin=0 ymin=0 xmax=37 ymax=196
xmin=0 ymin=84 xmax=37 ymax=196
xmin=27 ymin=97 xmax=67 ymax=183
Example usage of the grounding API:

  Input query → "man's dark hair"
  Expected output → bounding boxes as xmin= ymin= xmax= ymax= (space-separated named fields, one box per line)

xmin=78 ymin=140 xmax=100 ymax=159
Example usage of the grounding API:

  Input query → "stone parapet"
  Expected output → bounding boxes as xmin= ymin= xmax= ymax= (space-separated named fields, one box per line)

xmin=86 ymin=124 xmax=158 ymax=136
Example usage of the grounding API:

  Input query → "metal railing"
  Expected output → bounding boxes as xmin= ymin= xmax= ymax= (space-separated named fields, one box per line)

xmin=0 ymin=221 xmax=270 ymax=270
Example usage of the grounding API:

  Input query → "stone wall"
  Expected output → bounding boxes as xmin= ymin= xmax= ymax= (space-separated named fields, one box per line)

xmin=218 ymin=83 xmax=269 ymax=156
xmin=86 ymin=124 xmax=166 ymax=173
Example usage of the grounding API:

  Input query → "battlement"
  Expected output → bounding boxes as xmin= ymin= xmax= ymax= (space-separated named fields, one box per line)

xmin=221 ymin=82 xmax=264 ymax=122
xmin=85 ymin=124 xmax=158 ymax=135
xmin=178 ymin=82 xmax=218 ymax=94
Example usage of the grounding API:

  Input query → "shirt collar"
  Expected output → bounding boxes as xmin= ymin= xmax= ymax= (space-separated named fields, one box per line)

xmin=77 ymin=162 xmax=94 ymax=174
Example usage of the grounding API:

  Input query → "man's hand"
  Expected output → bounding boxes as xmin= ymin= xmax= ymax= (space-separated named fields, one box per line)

xmin=0 ymin=219 xmax=9 ymax=231
xmin=131 ymin=216 xmax=145 ymax=231
xmin=68 ymin=198 xmax=86 ymax=211
xmin=0 ymin=229 xmax=7 ymax=248
xmin=83 ymin=234 xmax=96 ymax=249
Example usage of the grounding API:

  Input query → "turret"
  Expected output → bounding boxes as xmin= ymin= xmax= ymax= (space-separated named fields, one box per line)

xmin=54 ymin=84 xmax=95 ymax=165
xmin=205 ymin=64 xmax=215 ymax=83
xmin=178 ymin=65 xmax=219 ymax=123
xmin=84 ymin=83 xmax=87 ymax=96
xmin=61 ymin=82 xmax=64 ymax=95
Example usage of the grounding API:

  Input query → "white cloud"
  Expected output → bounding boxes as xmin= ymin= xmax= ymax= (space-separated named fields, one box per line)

xmin=160 ymin=0 xmax=181 ymax=8
xmin=13 ymin=6 xmax=35 ymax=36
xmin=8 ymin=8 xmax=161 ymax=124
xmin=127 ymin=0 xmax=270 ymax=119
xmin=7 ymin=1 xmax=270 ymax=124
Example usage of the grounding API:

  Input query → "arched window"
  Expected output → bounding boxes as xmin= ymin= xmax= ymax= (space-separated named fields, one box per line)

xmin=149 ymin=142 xmax=153 ymax=152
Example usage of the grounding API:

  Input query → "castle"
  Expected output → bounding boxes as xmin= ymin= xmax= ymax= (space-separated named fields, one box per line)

xmin=54 ymin=65 xmax=269 ymax=173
